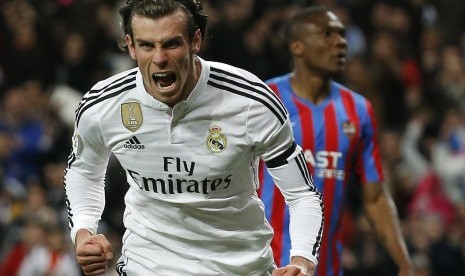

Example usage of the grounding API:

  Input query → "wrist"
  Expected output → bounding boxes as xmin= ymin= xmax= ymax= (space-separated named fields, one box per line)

xmin=75 ymin=228 xmax=92 ymax=248
xmin=290 ymin=256 xmax=316 ymax=273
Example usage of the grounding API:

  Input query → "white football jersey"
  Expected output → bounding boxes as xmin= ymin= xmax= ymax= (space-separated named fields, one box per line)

xmin=65 ymin=57 xmax=323 ymax=275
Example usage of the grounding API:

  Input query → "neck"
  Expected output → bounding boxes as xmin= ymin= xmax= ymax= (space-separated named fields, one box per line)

xmin=176 ymin=56 xmax=201 ymax=106
xmin=290 ymin=68 xmax=331 ymax=105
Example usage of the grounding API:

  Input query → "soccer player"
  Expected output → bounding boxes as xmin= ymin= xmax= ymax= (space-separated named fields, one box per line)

xmin=64 ymin=0 xmax=323 ymax=275
xmin=258 ymin=6 xmax=413 ymax=276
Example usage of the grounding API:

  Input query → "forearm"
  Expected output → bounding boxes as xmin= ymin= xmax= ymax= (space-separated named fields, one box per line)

xmin=65 ymin=165 xmax=107 ymax=243
xmin=266 ymin=145 xmax=323 ymax=264
xmin=288 ymin=194 xmax=323 ymax=265
xmin=363 ymin=189 xmax=412 ymax=270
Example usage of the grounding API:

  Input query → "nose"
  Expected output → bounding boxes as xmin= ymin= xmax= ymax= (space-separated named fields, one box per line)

xmin=152 ymin=48 xmax=168 ymax=68
xmin=336 ymin=33 xmax=347 ymax=47
xmin=335 ymin=35 xmax=347 ymax=51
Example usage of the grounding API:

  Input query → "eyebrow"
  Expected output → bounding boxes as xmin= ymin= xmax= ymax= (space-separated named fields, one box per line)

xmin=134 ymin=35 xmax=184 ymax=46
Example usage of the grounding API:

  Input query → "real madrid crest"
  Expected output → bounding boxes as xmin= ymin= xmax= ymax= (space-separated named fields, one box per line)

xmin=121 ymin=102 xmax=143 ymax=132
xmin=206 ymin=125 xmax=227 ymax=153
xmin=342 ymin=120 xmax=357 ymax=139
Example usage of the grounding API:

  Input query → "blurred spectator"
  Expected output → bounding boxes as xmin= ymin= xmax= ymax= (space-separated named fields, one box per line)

xmin=202 ymin=0 xmax=256 ymax=71
xmin=334 ymin=6 xmax=367 ymax=58
xmin=437 ymin=46 xmax=465 ymax=110
xmin=401 ymin=107 xmax=455 ymax=225
xmin=430 ymin=0 xmax=465 ymax=45
xmin=0 ymin=84 xmax=51 ymax=185
xmin=379 ymin=129 xmax=415 ymax=219
xmin=54 ymin=32 xmax=93 ymax=93
xmin=407 ymin=212 xmax=465 ymax=276
xmin=432 ymin=107 xmax=465 ymax=204
xmin=42 ymin=162 xmax=68 ymax=223
xmin=0 ymin=0 xmax=54 ymax=91
xmin=407 ymin=172 xmax=456 ymax=229
xmin=17 ymin=224 xmax=80 ymax=276
xmin=368 ymin=30 xmax=420 ymax=130
xmin=0 ymin=219 xmax=46 ymax=275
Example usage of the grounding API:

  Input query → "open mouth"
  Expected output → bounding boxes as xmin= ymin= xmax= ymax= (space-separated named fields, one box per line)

xmin=335 ymin=53 xmax=347 ymax=62
xmin=152 ymin=72 xmax=176 ymax=91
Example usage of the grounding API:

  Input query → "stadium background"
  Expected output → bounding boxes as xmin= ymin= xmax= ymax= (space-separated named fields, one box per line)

xmin=0 ymin=0 xmax=464 ymax=275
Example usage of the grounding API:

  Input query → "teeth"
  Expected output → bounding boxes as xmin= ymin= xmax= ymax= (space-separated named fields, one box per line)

xmin=152 ymin=72 xmax=175 ymax=90
xmin=155 ymin=80 xmax=175 ymax=90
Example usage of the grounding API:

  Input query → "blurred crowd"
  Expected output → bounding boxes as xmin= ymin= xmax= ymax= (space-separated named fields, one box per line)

xmin=0 ymin=0 xmax=464 ymax=275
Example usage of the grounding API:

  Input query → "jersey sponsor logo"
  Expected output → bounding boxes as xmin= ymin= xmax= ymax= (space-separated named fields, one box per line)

xmin=128 ymin=169 xmax=233 ymax=195
xmin=124 ymin=136 xmax=145 ymax=149
xmin=342 ymin=120 xmax=357 ymax=139
xmin=121 ymin=102 xmax=143 ymax=132
xmin=304 ymin=150 xmax=345 ymax=180
xmin=205 ymin=125 xmax=227 ymax=153
xmin=127 ymin=156 xmax=233 ymax=195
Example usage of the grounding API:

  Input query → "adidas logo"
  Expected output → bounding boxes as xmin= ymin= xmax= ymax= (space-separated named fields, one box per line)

xmin=124 ymin=136 xmax=145 ymax=149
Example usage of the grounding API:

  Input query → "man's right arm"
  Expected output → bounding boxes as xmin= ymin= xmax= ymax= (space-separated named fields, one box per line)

xmin=65 ymin=105 xmax=112 ymax=244
xmin=65 ymin=155 xmax=109 ymax=243
xmin=65 ymin=108 xmax=113 ymax=274
xmin=362 ymin=183 xmax=413 ymax=276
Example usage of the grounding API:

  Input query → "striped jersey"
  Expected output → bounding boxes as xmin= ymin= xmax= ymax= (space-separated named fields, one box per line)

xmin=258 ymin=74 xmax=383 ymax=276
xmin=64 ymin=58 xmax=323 ymax=275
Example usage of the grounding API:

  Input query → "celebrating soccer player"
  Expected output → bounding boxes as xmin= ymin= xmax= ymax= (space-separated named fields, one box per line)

xmin=64 ymin=1 xmax=323 ymax=275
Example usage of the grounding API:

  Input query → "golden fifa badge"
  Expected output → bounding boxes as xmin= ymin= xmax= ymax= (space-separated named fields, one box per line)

xmin=121 ymin=102 xmax=143 ymax=132
xmin=206 ymin=125 xmax=227 ymax=153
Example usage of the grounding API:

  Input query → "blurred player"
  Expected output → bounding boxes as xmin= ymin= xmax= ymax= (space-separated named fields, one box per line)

xmin=258 ymin=6 xmax=413 ymax=276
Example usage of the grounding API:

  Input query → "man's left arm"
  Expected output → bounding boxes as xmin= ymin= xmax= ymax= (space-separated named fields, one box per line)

xmin=362 ymin=183 xmax=413 ymax=276
xmin=243 ymin=76 xmax=323 ymax=274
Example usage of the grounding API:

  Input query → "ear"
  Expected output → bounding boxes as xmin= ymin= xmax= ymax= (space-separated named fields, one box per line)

xmin=191 ymin=29 xmax=202 ymax=54
xmin=290 ymin=40 xmax=304 ymax=57
xmin=125 ymin=34 xmax=136 ymax=60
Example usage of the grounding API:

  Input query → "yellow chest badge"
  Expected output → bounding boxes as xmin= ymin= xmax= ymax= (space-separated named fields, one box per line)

xmin=206 ymin=125 xmax=227 ymax=153
xmin=121 ymin=102 xmax=143 ymax=132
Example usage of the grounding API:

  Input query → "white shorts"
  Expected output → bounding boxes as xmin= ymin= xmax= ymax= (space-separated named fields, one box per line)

xmin=116 ymin=255 xmax=154 ymax=276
